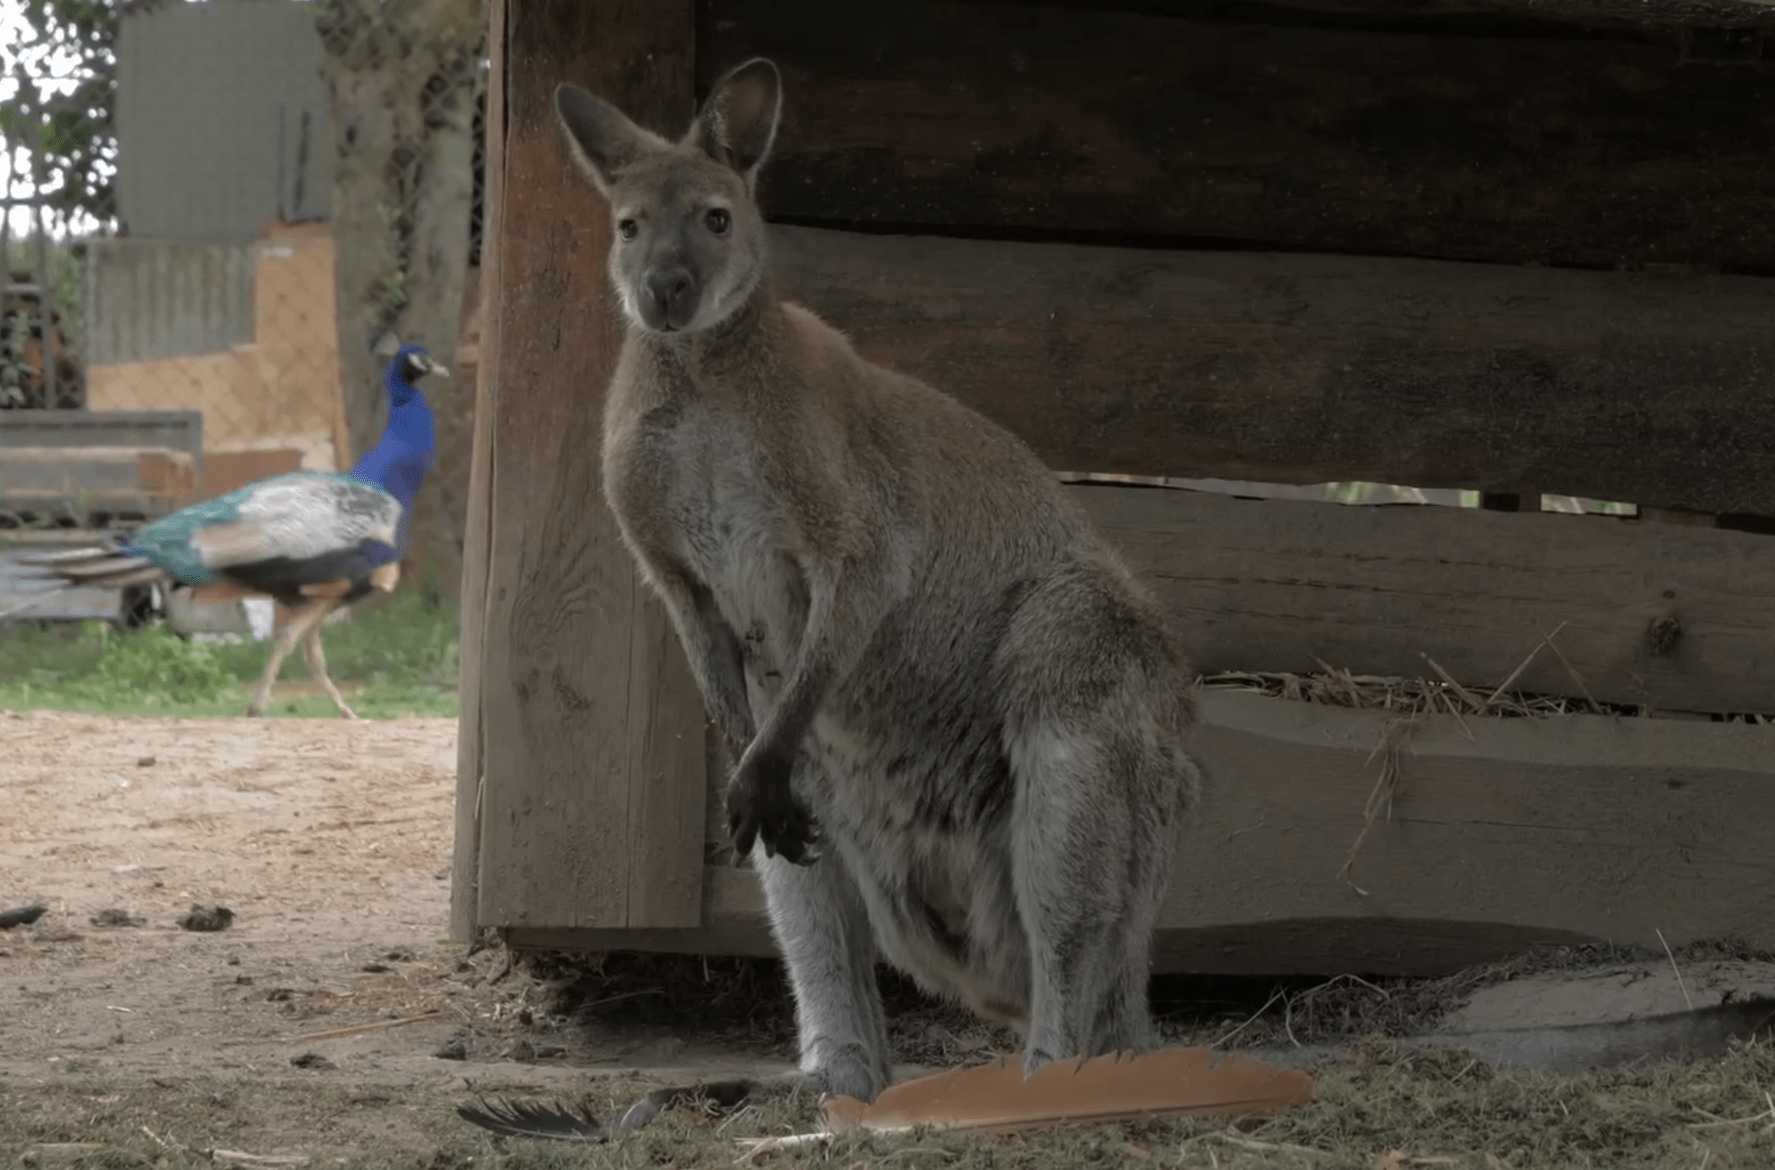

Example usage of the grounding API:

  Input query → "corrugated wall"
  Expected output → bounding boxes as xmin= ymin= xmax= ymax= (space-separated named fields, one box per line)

xmin=83 ymin=240 xmax=256 ymax=364
xmin=115 ymin=0 xmax=334 ymax=241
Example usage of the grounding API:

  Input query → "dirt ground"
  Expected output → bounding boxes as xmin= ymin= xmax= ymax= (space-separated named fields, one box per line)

xmin=0 ymin=711 xmax=816 ymax=1156
xmin=6 ymin=709 xmax=1775 ymax=1170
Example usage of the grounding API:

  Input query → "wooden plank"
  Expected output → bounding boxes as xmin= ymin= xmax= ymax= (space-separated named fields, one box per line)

xmin=1004 ymin=0 xmax=1775 ymax=23
xmin=1161 ymin=689 xmax=1775 ymax=975
xmin=702 ymin=0 xmax=1775 ymax=271
xmin=450 ymin=0 xmax=506 ymax=946
xmin=766 ymin=224 xmax=1775 ymax=516
xmin=510 ymin=690 xmax=1775 ymax=977
xmin=473 ymin=0 xmax=707 ymax=931
xmin=1077 ymin=484 xmax=1775 ymax=715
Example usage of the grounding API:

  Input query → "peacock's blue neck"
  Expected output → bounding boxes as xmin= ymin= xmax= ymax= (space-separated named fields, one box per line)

xmin=349 ymin=359 xmax=436 ymax=555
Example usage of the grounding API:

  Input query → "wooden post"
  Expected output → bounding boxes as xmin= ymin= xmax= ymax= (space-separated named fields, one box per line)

xmin=454 ymin=0 xmax=708 ymax=937
xmin=450 ymin=0 xmax=508 ymax=945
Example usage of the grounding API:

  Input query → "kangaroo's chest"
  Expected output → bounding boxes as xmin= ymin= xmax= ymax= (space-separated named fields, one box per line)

xmin=622 ymin=399 xmax=806 ymax=679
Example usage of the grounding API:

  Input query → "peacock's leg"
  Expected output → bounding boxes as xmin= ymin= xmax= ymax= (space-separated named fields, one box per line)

xmin=246 ymin=601 xmax=332 ymax=717
xmin=302 ymin=620 xmax=358 ymax=720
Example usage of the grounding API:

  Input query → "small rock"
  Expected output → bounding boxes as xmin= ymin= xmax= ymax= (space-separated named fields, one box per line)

xmin=359 ymin=962 xmax=392 ymax=974
xmin=290 ymin=1052 xmax=335 ymax=1070
xmin=434 ymin=1030 xmax=470 ymax=1061
xmin=90 ymin=909 xmax=146 ymax=928
xmin=0 ymin=905 xmax=46 ymax=930
xmin=178 ymin=904 xmax=234 ymax=932
xmin=136 ymin=756 xmax=156 ymax=768
xmin=234 ymin=974 xmax=254 ymax=986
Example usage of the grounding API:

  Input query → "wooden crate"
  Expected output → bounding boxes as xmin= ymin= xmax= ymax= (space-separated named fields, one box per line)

xmin=453 ymin=0 xmax=1775 ymax=975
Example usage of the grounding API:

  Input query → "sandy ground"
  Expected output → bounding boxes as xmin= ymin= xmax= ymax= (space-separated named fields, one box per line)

xmin=0 ymin=710 xmax=797 ymax=1148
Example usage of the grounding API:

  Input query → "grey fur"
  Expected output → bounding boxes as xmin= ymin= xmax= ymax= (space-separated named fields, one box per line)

xmin=553 ymin=58 xmax=1205 ymax=1106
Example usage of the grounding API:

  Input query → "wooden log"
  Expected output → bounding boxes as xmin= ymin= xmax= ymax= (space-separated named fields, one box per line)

xmin=508 ymin=690 xmax=1775 ymax=977
xmin=467 ymin=0 xmax=708 ymax=932
xmin=1078 ymin=483 xmax=1775 ymax=715
xmin=702 ymin=0 xmax=1775 ymax=272
xmin=451 ymin=0 xmax=508 ymax=945
xmin=766 ymin=224 xmax=1775 ymax=516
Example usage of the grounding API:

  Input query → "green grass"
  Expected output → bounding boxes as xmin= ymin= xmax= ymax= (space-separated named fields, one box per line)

xmin=0 ymin=592 xmax=460 ymax=719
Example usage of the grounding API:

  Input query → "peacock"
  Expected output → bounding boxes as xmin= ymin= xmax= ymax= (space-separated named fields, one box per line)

xmin=23 ymin=337 xmax=447 ymax=719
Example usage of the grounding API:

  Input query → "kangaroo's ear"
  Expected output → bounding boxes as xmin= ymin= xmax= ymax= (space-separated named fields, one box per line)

xmin=554 ymin=83 xmax=666 ymax=193
xmin=688 ymin=58 xmax=782 ymax=186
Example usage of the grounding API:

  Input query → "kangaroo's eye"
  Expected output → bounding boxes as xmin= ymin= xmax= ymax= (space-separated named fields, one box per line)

xmin=704 ymin=208 xmax=732 ymax=236
xmin=617 ymin=219 xmax=639 ymax=241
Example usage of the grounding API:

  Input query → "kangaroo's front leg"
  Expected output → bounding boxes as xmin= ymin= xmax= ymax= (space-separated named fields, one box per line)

xmin=649 ymin=565 xmax=757 ymax=754
xmin=725 ymin=551 xmax=885 ymax=865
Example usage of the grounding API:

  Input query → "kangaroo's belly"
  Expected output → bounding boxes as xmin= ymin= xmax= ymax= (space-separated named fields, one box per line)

xmin=802 ymin=676 xmax=1034 ymax=1027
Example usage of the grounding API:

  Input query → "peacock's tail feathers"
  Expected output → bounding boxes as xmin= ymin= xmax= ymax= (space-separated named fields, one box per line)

xmin=19 ymin=547 xmax=166 ymax=589
xmin=123 ymin=472 xmax=402 ymax=584
xmin=20 ymin=544 xmax=125 ymax=567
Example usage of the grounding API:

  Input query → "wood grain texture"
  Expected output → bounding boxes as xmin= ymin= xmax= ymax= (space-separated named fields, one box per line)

xmin=1077 ymin=484 xmax=1775 ymax=715
xmin=510 ymin=690 xmax=1775 ymax=976
xmin=767 ymin=224 xmax=1775 ymax=515
xmin=702 ymin=0 xmax=1775 ymax=271
xmin=1161 ymin=689 xmax=1775 ymax=974
xmin=473 ymin=0 xmax=706 ymax=931
xmin=450 ymin=0 xmax=506 ymax=945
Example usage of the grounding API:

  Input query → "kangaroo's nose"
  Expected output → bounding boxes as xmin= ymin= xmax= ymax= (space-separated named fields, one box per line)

xmin=646 ymin=269 xmax=694 ymax=317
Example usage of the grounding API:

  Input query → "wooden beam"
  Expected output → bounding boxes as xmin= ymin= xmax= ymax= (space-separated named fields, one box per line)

xmin=766 ymin=225 xmax=1775 ymax=516
xmin=702 ymin=0 xmax=1775 ymax=272
xmin=1161 ymin=689 xmax=1775 ymax=975
xmin=509 ymin=690 xmax=1775 ymax=977
xmin=1078 ymin=484 xmax=1775 ymax=715
xmin=472 ymin=0 xmax=707 ymax=932
xmin=450 ymin=0 xmax=506 ymax=945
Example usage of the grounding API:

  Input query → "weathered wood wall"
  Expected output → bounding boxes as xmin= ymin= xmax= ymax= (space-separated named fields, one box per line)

xmin=459 ymin=0 xmax=1775 ymax=972
xmin=1075 ymin=485 xmax=1775 ymax=715
xmin=769 ymin=226 xmax=1775 ymax=514
xmin=705 ymin=0 xmax=1775 ymax=272
xmin=508 ymin=690 xmax=1775 ymax=976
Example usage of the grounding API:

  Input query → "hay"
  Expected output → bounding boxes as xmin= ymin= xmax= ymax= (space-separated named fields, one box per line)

xmin=1198 ymin=663 xmax=1639 ymax=722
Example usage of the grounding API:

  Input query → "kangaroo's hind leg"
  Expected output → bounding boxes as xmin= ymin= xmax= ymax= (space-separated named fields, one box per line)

xmin=614 ymin=772 xmax=891 ymax=1129
xmin=998 ymin=574 xmax=1197 ymax=1073
xmin=755 ymin=827 xmax=893 ymax=1101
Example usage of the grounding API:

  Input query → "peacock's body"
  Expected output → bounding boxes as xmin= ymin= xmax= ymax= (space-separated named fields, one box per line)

xmin=24 ymin=341 xmax=447 ymax=718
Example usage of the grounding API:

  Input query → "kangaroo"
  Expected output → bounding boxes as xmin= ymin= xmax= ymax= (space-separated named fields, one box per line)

xmin=552 ymin=58 xmax=1205 ymax=1120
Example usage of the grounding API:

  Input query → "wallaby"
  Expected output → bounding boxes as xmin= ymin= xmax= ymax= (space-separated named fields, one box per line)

xmin=552 ymin=58 xmax=1205 ymax=1121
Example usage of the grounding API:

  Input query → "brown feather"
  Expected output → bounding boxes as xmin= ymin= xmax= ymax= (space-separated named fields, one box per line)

xmin=823 ymin=1048 xmax=1314 ymax=1136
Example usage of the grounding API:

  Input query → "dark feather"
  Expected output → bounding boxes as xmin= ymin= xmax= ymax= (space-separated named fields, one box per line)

xmin=455 ymin=1097 xmax=610 ymax=1143
xmin=222 ymin=547 xmax=391 ymax=607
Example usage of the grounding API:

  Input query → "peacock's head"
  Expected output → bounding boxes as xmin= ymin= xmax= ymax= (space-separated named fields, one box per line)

xmin=388 ymin=344 xmax=449 ymax=405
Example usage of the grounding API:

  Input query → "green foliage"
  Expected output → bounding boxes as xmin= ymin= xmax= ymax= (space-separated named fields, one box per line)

xmin=0 ymin=0 xmax=161 ymax=231
xmin=0 ymin=591 xmax=460 ymax=718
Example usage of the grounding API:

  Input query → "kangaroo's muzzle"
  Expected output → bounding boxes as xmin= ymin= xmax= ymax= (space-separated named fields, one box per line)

xmin=641 ymin=266 xmax=700 ymax=332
